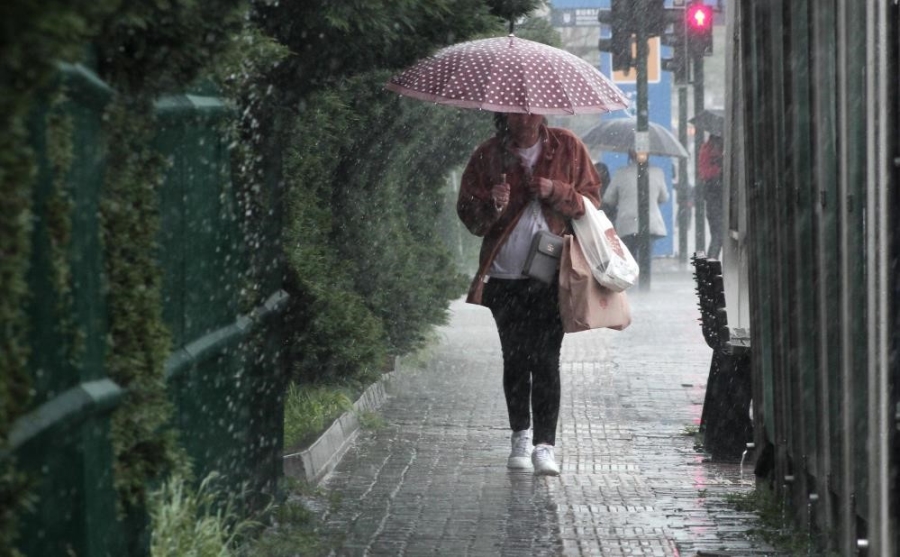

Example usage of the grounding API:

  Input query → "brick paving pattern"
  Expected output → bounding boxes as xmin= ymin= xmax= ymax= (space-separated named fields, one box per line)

xmin=315 ymin=269 xmax=782 ymax=556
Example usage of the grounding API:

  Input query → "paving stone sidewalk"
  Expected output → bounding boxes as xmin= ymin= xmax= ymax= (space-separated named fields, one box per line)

xmin=313 ymin=268 xmax=783 ymax=556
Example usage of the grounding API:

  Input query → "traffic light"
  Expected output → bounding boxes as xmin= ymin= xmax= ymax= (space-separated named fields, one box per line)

xmin=660 ymin=5 xmax=688 ymax=83
xmin=597 ymin=0 xmax=634 ymax=71
xmin=661 ymin=37 xmax=688 ymax=83
xmin=597 ymin=0 xmax=669 ymax=72
xmin=642 ymin=0 xmax=668 ymax=38
xmin=686 ymin=1 xmax=713 ymax=56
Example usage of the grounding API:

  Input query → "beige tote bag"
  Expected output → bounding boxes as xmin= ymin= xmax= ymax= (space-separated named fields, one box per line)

xmin=558 ymin=234 xmax=631 ymax=333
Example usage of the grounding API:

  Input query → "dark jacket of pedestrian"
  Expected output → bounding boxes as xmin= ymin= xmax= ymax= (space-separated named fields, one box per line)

xmin=699 ymin=134 xmax=724 ymax=258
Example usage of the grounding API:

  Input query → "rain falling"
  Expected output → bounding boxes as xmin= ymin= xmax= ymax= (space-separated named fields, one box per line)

xmin=2 ymin=1 xmax=898 ymax=556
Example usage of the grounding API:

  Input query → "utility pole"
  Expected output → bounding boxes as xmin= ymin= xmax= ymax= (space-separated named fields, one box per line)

xmin=692 ymin=49 xmax=705 ymax=254
xmin=677 ymin=84 xmax=690 ymax=263
xmin=635 ymin=22 xmax=652 ymax=291
xmin=598 ymin=0 xmax=668 ymax=291
xmin=685 ymin=0 xmax=714 ymax=255
xmin=660 ymin=1 xmax=715 ymax=261
xmin=662 ymin=0 xmax=690 ymax=264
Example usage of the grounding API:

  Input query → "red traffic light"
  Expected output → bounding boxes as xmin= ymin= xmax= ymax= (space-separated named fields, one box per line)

xmin=686 ymin=2 xmax=713 ymax=31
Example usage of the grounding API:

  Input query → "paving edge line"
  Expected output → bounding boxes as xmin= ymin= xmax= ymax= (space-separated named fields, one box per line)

xmin=282 ymin=357 xmax=400 ymax=485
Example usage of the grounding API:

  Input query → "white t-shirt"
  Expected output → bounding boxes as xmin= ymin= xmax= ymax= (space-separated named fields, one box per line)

xmin=489 ymin=141 xmax=549 ymax=279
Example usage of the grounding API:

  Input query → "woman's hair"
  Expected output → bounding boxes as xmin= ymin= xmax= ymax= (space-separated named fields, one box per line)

xmin=493 ymin=112 xmax=509 ymax=134
xmin=493 ymin=112 xmax=549 ymax=138
xmin=492 ymin=112 xmax=549 ymax=172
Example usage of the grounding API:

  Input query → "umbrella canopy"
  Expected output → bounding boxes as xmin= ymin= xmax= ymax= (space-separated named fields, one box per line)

xmin=581 ymin=117 xmax=689 ymax=158
xmin=385 ymin=35 xmax=628 ymax=115
xmin=689 ymin=109 xmax=724 ymax=135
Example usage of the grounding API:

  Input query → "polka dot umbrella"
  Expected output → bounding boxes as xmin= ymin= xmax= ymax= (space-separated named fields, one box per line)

xmin=385 ymin=35 xmax=629 ymax=115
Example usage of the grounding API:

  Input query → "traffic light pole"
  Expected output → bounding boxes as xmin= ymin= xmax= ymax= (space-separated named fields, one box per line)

xmin=677 ymin=85 xmax=689 ymax=264
xmin=636 ymin=22 xmax=651 ymax=291
xmin=692 ymin=51 xmax=705 ymax=254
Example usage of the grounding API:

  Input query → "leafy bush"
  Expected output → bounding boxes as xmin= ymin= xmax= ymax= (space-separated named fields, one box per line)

xmin=281 ymin=72 xmax=492 ymax=383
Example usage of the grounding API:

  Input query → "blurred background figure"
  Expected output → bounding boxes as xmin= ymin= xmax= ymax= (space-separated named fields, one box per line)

xmin=698 ymin=133 xmax=724 ymax=258
xmin=602 ymin=149 xmax=669 ymax=258
xmin=593 ymin=160 xmax=615 ymax=224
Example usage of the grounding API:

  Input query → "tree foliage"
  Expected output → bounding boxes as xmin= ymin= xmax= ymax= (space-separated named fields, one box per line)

xmin=251 ymin=0 xmax=500 ymax=103
xmin=245 ymin=0 xmax=511 ymax=384
xmin=281 ymin=72 xmax=494 ymax=382
xmin=486 ymin=0 xmax=547 ymax=28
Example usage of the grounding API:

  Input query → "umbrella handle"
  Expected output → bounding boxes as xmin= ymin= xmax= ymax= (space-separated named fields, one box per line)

xmin=501 ymin=173 xmax=506 ymax=184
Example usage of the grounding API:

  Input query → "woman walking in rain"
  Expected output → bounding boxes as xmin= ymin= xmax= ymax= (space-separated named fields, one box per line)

xmin=456 ymin=113 xmax=601 ymax=476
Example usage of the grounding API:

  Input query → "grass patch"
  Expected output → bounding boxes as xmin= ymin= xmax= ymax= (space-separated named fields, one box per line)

xmin=282 ymin=381 xmax=392 ymax=450
xmin=238 ymin=501 xmax=325 ymax=557
xmin=149 ymin=472 xmax=261 ymax=557
xmin=725 ymin=487 xmax=836 ymax=556
xmin=238 ymin=478 xmax=341 ymax=557
xmin=283 ymin=383 xmax=354 ymax=449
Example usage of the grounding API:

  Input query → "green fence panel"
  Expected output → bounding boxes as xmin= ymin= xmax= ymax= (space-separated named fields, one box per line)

xmin=155 ymin=93 xmax=286 ymax=502
xmin=156 ymin=94 xmax=239 ymax=347
xmin=164 ymin=290 xmax=288 ymax=497
xmin=10 ymin=68 xmax=288 ymax=555
xmin=12 ymin=63 xmax=124 ymax=557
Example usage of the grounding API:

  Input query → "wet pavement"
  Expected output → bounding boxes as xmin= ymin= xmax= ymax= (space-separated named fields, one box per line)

xmin=312 ymin=266 xmax=782 ymax=556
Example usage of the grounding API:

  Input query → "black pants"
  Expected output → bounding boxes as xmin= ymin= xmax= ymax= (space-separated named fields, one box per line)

xmin=483 ymin=278 xmax=565 ymax=446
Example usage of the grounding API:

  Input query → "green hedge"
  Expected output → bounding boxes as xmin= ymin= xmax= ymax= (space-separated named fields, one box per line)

xmin=1 ymin=3 xmax=124 ymax=552
xmin=280 ymin=73 xmax=494 ymax=383
xmin=1 ymin=0 xmax=250 ymax=551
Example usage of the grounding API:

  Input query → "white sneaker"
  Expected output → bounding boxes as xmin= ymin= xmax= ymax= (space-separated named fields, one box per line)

xmin=531 ymin=444 xmax=560 ymax=476
xmin=507 ymin=430 xmax=533 ymax=469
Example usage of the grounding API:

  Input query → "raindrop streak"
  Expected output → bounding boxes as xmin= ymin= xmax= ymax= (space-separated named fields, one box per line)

xmin=807 ymin=492 xmax=819 ymax=556
xmin=739 ymin=441 xmax=754 ymax=481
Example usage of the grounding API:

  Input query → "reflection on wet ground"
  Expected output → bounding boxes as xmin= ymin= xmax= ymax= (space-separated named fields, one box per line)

xmin=313 ymin=268 xmax=783 ymax=556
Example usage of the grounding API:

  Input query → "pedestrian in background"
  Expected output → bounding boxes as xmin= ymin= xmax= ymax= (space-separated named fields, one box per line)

xmin=594 ymin=161 xmax=615 ymax=224
xmin=456 ymin=112 xmax=600 ymax=476
xmin=698 ymin=133 xmax=724 ymax=258
xmin=601 ymin=149 xmax=670 ymax=258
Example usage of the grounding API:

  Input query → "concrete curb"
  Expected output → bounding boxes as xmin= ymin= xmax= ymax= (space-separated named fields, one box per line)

xmin=282 ymin=358 xmax=399 ymax=485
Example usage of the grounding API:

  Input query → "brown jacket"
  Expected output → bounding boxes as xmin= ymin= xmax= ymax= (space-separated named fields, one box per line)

xmin=457 ymin=125 xmax=601 ymax=305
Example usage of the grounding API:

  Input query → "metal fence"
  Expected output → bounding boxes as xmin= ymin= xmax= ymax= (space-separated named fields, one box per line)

xmin=8 ymin=63 xmax=288 ymax=556
xmin=725 ymin=1 xmax=898 ymax=554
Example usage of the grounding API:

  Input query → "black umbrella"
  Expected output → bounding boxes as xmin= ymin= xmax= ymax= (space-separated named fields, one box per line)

xmin=581 ymin=117 xmax=689 ymax=158
xmin=689 ymin=109 xmax=724 ymax=135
